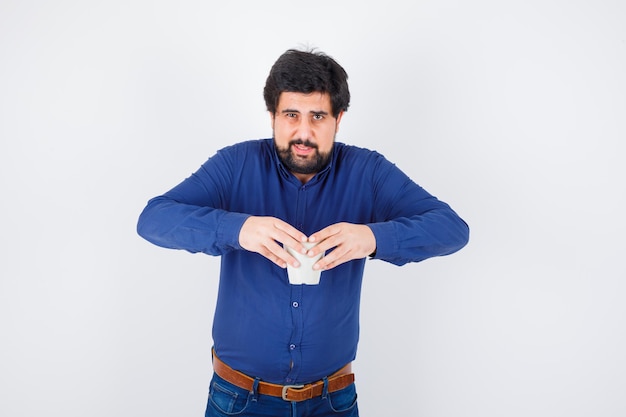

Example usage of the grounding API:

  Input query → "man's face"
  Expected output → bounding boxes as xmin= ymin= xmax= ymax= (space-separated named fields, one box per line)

xmin=272 ymin=91 xmax=343 ymax=182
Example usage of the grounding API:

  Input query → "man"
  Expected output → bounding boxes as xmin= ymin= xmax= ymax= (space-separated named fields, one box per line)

xmin=137 ymin=48 xmax=469 ymax=417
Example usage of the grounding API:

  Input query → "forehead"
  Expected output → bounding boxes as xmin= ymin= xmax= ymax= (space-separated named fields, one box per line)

xmin=277 ymin=91 xmax=332 ymax=112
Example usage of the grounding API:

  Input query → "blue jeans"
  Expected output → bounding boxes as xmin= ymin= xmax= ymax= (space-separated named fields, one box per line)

xmin=205 ymin=373 xmax=359 ymax=417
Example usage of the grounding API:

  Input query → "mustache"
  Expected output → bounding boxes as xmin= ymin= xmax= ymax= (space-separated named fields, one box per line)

xmin=290 ymin=139 xmax=318 ymax=149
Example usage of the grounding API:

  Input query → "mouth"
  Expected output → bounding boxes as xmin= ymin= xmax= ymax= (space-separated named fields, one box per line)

xmin=290 ymin=140 xmax=317 ymax=157
xmin=292 ymin=143 xmax=314 ymax=156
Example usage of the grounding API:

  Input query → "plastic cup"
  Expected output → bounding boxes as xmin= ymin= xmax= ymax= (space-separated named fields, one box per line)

xmin=285 ymin=242 xmax=324 ymax=285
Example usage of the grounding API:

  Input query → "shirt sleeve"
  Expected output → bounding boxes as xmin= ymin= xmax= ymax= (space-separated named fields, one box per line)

xmin=136 ymin=146 xmax=250 ymax=255
xmin=365 ymin=155 xmax=469 ymax=266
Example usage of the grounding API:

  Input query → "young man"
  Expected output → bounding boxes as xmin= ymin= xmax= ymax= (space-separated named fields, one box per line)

xmin=137 ymin=48 xmax=469 ymax=417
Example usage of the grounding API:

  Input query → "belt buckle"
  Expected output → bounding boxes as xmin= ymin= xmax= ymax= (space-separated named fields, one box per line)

xmin=281 ymin=384 xmax=305 ymax=401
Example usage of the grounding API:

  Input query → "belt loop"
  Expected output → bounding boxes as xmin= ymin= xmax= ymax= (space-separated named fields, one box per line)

xmin=250 ymin=377 xmax=260 ymax=402
xmin=321 ymin=377 xmax=329 ymax=399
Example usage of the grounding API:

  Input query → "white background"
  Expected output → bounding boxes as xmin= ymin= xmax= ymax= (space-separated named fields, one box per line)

xmin=1 ymin=1 xmax=625 ymax=416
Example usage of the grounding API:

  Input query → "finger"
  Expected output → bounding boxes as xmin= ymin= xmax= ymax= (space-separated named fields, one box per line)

xmin=281 ymin=235 xmax=309 ymax=255
xmin=307 ymin=226 xmax=344 ymax=257
xmin=263 ymin=241 xmax=300 ymax=269
xmin=313 ymin=254 xmax=341 ymax=271
xmin=306 ymin=236 xmax=338 ymax=257
xmin=272 ymin=222 xmax=309 ymax=256
xmin=313 ymin=245 xmax=351 ymax=271
xmin=308 ymin=223 xmax=341 ymax=245
xmin=273 ymin=219 xmax=308 ymax=243
xmin=256 ymin=246 xmax=288 ymax=268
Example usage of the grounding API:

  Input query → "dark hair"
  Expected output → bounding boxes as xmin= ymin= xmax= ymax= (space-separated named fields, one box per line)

xmin=263 ymin=49 xmax=350 ymax=118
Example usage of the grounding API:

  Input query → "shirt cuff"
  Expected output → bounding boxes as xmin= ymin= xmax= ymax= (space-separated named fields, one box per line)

xmin=365 ymin=222 xmax=396 ymax=260
xmin=216 ymin=212 xmax=251 ymax=251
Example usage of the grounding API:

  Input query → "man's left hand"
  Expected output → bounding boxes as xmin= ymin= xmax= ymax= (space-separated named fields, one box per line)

xmin=307 ymin=223 xmax=376 ymax=271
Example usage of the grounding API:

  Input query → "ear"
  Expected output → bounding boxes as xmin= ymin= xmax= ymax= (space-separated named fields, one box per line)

xmin=269 ymin=112 xmax=275 ymax=130
xmin=335 ymin=111 xmax=345 ymax=132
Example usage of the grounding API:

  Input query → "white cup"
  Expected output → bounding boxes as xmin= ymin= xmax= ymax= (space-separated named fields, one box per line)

xmin=285 ymin=242 xmax=324 ymax=285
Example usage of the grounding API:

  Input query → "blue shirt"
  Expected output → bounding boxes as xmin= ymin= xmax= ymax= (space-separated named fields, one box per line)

xmin=137 ymin=139 xmax=469 ymax=384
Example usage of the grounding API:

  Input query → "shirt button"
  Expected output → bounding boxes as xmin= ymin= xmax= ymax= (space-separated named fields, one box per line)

xmin=292 ymin=301 xmax=299 ymax=308
xmin=289 ymin=344 xmax=296 ymax=350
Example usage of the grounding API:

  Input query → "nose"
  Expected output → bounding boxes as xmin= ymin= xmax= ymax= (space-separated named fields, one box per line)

xmin=296 ymin=118 xmax=313 ymax=141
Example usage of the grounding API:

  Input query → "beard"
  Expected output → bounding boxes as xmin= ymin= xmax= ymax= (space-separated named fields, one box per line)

xmin=275 ymin=138 xmax=333 ymax=175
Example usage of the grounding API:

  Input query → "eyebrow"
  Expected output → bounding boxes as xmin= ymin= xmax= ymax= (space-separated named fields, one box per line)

xmin=281 ymin=109 xmax=330 ymax=116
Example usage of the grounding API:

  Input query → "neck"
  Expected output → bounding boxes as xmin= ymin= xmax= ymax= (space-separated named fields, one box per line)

xmin=293 ymin=172 xmax=315 ymax=184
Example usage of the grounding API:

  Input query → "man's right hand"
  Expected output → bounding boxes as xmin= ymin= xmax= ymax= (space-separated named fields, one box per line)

xmin=238 ymin=216 xmax=308 ymax=268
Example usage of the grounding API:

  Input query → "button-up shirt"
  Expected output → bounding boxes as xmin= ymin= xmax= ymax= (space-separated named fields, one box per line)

xmin=137 ymin=138 xmax=469 ymax=384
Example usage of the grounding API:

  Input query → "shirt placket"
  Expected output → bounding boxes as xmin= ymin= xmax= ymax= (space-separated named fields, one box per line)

xmin=285 ymin=184 xmax=307 ymax=383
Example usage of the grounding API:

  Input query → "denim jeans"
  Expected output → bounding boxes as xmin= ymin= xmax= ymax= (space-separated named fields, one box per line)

xmin=205 ymin=372 xmax=359 ymax=417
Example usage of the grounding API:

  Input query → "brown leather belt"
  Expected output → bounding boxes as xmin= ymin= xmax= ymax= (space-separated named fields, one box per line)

xmin=211 ymin=350 xmax=355 ymax=402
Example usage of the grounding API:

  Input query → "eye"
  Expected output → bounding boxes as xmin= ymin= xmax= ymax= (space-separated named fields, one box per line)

xmin=312 ymin=114 xmax=324 ymax=121
xmin=286 ymin=112 xmax=298 ymax=118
